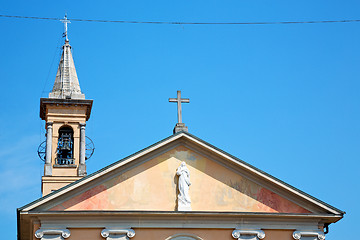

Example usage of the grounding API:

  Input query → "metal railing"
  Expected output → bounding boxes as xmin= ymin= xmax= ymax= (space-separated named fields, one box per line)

xmin=56 ymin=158 xmax=74 ymax=165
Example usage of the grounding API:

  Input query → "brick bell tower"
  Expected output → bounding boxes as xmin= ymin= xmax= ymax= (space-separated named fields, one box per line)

xmin=40 ymin=16 xmax=93 ymax=196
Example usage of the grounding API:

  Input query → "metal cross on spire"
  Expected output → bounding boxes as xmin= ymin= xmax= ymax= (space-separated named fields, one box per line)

xmin=60 ymin=14 xmax=71 ymax=41
xmin=169 ymin=90 xmax=190 ymax=133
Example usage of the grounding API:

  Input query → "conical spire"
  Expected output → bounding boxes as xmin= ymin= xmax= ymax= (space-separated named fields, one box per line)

xmin=49 ymin=40 xmax=85 ymax=99
xmin=49 ymin=15 xmax=85 ymax=100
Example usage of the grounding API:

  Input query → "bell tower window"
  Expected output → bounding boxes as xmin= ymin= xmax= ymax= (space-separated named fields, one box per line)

xmin=56 ymin=126 xmax=74 ymax=165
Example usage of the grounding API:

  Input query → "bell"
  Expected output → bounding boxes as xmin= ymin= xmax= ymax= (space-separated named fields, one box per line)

xmin=61 ymin=139 xmax=71 ymax=151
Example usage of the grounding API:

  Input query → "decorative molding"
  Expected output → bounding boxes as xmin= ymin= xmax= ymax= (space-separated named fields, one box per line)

xmin=293 ymin=230 xmax=325 ymax=240
xmin=38 ymin=216 xmax=321 ymax=230
xmin=101 ymin=229 xmax=135 ymax=239
xmin=35 ymin=229 xmax=70 ymax=239
xmin=232 ymin=229 xmax=265 ymax=240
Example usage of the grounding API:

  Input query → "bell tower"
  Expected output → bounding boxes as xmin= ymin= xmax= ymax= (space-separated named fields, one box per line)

xmin=40 ymin=16 xmax=93 ymax=196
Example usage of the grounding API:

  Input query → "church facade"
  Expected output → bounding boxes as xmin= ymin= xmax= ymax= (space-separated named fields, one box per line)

xmin=18 ymin=27 xmax=344 ymax=240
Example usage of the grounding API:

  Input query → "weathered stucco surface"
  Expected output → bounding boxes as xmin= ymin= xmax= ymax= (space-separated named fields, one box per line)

xmin=132 ymin=228 xmax=234 ymax=240
xmin=67 ymin=228 xmax=103 ymax=240
xmin=42 ymin=103 xmax=89 ymax=196
xmin=32 ymin=223 xmax=40 ymax=240
xmin=66 ymin=228 xmax=294 ymax=240
xmin=264 ymin=230 xmax=294 ymax=240
xmin=50 ymin=146 xmax=310 ymax=213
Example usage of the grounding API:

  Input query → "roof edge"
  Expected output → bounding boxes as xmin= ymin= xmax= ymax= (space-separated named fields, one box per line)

xmin=182 ymin=132 xmax=345 ymax=215
xmin=19 ymin=131 xmax=345 ymax=216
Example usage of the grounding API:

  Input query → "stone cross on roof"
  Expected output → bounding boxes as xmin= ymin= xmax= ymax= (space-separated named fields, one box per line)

xmin=169 ymin=90 xmax=189 ymax=133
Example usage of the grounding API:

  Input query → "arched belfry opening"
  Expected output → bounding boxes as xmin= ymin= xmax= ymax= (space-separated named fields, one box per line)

xmin=56 ymin=126 xmax=74 ymax=165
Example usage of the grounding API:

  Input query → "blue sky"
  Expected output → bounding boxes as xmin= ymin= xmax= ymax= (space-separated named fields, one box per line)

xmin=1 ymin=0 xmax=359 ymax=239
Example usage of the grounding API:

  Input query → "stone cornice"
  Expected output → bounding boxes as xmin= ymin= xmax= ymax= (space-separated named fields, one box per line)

xmin=31 ymin=215 xmax=324 ymax=232
xmin=40 ymin=98 xmax=93 ymax=120
xmin=23 ymin=210 xmax=343 ymax=221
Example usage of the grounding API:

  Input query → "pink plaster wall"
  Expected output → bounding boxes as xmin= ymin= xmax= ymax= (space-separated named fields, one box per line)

xmin=50 ymin=146 xmax=310 ymax=213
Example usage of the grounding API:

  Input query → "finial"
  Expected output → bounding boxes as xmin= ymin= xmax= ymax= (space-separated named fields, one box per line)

xmin=60 ymin=14 xmax=71 ymax=41
xmin=169 ymin=90 xmax=190 ymax=133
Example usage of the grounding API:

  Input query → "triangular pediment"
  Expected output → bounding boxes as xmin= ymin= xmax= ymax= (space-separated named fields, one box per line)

xmin=47 ymin=145 xmax=310 ymax=213
xmin=21 ymin=132 xmax=343 ymax=215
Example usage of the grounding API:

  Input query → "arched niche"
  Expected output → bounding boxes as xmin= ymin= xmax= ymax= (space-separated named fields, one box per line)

xmin=165 ymin=233 xmax=203 ymax=240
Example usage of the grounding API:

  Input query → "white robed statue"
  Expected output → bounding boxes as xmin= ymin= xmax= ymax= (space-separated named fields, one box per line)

xmin=176 ymin=161 xmax=191 ymax=211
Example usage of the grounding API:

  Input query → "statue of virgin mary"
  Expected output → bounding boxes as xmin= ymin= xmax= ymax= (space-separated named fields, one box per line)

xmin=176 ymin=161 xmax=191 ymax=211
